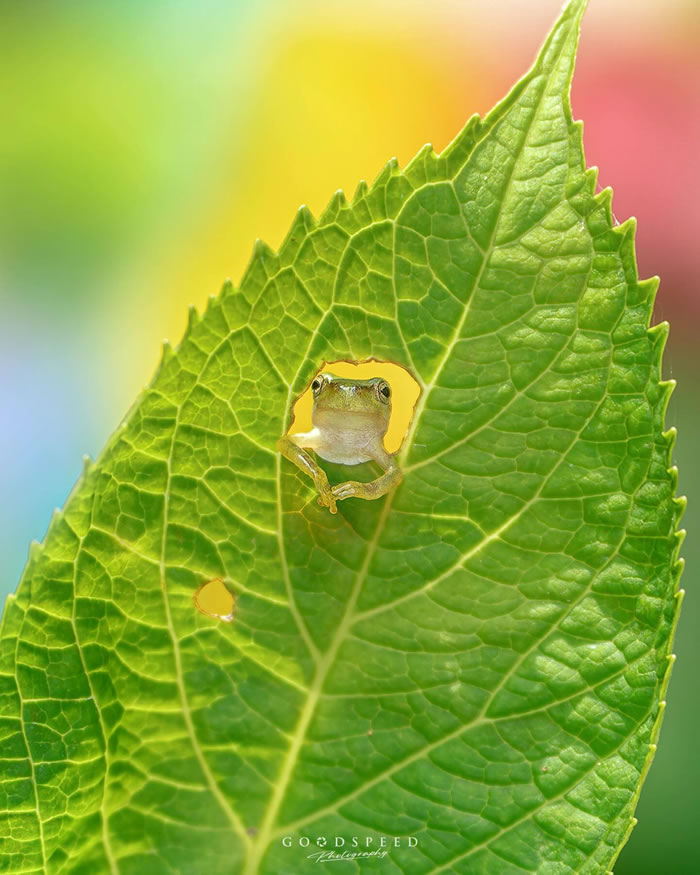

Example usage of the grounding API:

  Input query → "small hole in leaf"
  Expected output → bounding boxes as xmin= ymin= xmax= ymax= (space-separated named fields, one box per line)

xmin=193 ymin=579 xmax=235 ymax=622
xmin=285 ymin=358 xmax=421 ymax=454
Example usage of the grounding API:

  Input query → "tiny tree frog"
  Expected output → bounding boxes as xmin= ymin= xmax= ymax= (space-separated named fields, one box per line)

xmin=277 ymin=373 xmax=402 ymax=514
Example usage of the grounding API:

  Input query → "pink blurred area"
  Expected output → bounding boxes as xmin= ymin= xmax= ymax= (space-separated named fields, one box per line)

xmin=574 ymin=19 xmax=700 ymax=328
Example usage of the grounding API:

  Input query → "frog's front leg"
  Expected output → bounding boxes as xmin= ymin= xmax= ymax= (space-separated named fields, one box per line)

xmin=277 ymin=433 xmax=337 ymax=514
xmin=332 ymin=445 xmax=402 ymax=504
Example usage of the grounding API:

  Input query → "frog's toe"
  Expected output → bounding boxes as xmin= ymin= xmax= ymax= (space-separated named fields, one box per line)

xmin=316 ymin=492 xmax=338 ymax=513
xmin=332 ymin=481 xmax=360 ymax=500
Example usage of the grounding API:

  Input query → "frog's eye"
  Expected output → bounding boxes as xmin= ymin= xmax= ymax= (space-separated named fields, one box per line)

xmin=377 ymin=381 xmax=391 ymax=403
xmin=311 ymin=378 xmax=323 ymax=395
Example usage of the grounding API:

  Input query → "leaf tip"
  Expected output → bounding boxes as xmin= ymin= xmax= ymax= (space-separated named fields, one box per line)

xmin=525 ymin=0 xmax=588 ymax=104
xmin=558 ymin=0 xmax=589 ymax=32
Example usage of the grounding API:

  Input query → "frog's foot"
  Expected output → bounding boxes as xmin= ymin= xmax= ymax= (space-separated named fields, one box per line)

xmin=314 ymin=475 xmax=337 ymax=514
xmin=331 ymin=480 xmax=366 ymax=502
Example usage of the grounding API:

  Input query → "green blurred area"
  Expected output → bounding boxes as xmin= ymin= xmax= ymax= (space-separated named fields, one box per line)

xmin=0 ymin=0 xmax=252 ymax=305
xmin=615 ymin=351 xmax=696 ymax=875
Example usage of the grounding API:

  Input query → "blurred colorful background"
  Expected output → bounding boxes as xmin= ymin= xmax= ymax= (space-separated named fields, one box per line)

xmin=1 ymin=0 xmax=698 ymax=870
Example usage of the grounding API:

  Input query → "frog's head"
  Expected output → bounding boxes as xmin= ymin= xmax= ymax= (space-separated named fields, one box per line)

xmin=310 ymin=373 xmax=392 ymax=435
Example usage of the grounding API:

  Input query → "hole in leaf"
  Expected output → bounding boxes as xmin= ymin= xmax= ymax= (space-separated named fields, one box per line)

xmin=286 ymin=358 xmax=421 ymax=454
xmin=193 ymin=579 xmax=235 ymax=622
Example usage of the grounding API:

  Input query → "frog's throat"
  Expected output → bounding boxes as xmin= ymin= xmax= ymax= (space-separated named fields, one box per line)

xmin=312 ymin=408 xmax=389 ymax=433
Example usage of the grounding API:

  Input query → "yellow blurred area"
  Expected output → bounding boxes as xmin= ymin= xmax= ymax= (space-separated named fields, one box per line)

xmin=150 ymin=17 xmax=481 ymax=389
xmin=286 ymin=359 xmax=422 ymax=455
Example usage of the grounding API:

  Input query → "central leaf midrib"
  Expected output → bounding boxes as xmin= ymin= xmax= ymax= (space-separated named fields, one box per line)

xmin=244 ymin=494 xmax=395 ymax=874
xmin=246 ymin=46 xmax=559 ymax=871
xmin=269 ymin=374 xmax=634 ymax=841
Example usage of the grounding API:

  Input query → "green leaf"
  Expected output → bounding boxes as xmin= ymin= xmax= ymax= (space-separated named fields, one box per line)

xmin=0 ymin=1 xmax=684 ymax=872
